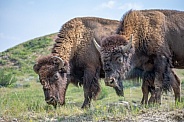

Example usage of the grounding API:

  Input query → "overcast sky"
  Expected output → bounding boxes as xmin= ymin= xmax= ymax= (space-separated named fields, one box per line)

xmin=0 ymin=0 xmax=183 ymax=52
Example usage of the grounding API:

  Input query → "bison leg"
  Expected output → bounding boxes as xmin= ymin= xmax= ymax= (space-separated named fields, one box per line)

xmin=148 ymin=87 xmax=156 ymax=104
xmin=82 ymin=88 xmax=92 ymax=108
xmin=171 ymin=70 xmax=181 ymax=102
xmin=141 ymin=80 xmax=149 ymax=105
xmin=81 ymin=68 xmax=100 ymax=108
xmin=142 ymin=80 xmax=157 ymax=105
xmin=142 ymin=71 xmax=156 ymax=105
xmin=153 ymin=56 xmax=167 ymax=104
xmin=154 ymin=77 xmax=162 ymax=104
xmin=148 ymin=77 xmax=156 ymax=105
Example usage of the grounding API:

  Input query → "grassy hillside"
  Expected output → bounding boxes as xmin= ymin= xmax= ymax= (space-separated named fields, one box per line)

xmin=0 ymin=33 xmax=56 ymax=81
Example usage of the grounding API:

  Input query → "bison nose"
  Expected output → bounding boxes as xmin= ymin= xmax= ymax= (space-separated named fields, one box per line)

xmin=105 ymin=77 xmax=116 ymax=87
xmin=45 ymin=96 xmax=57 ymax=104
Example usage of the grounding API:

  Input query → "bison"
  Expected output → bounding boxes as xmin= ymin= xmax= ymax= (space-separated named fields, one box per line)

xmin=93 ymin=9 xmax=183 ymax=104
xmin=33 ymin=17 xmax=120 ymax=108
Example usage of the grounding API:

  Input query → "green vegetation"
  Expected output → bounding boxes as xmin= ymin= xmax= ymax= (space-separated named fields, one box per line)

xmin=0 ymin=69 xmax=17 ymax=87
xmin=0 ymin=33 xmax=56 ymax=81
xmin=0 ymin=80 xmax=184 ymax=121
xmin=0 ymin=33 xmax=183 ymax=121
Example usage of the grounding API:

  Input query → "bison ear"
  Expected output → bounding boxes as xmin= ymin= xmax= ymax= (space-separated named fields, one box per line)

xmin=33 ymin=63 xmax=39 ymax=74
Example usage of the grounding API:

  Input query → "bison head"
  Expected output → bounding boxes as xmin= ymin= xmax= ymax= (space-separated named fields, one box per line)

xmin=93 ymin=35 xmax=134 ymax=96
xmin=33 ymin=55 xmax=69 ymax=108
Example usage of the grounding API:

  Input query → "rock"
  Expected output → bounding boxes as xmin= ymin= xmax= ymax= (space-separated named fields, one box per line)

xmin=108 ymin=101 xmax=130 ymax=109
xmin=0 ymin=117 xmax=5 ymax=122
xmin=119 ymin=101 xmax=130 ymax=109
xmin=12 ymin=118 xmax=18 ymax=122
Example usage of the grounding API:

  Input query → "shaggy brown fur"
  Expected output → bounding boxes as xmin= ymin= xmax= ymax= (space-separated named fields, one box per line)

xmin=34 ymin=17 xmax=119 ymax=108
xmin=117 ymin=10 xmax=171 ymax=56
xmin=52 ymin=17 xmax=119 ymax=62
xmin=98 ymin=9 xmax=183 ymax=104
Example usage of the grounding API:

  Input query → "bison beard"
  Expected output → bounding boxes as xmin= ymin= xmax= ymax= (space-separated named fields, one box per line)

xmin=95 ymin=9 xmax=183 ymax=104
xmin=113 ymin=79 xmax=124 ymax=96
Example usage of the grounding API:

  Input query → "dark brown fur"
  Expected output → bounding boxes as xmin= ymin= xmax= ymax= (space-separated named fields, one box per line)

xmin=34 ymin=17 xmax=119 ymax=108
xmin=98 ymin=9 xmax=183 ymax=104
xmin=141 ymin=69 xmax=181 ymax=105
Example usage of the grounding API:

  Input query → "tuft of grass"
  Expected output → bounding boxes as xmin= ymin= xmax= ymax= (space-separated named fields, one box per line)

xmin=0 ymin=69 xmax=17 ymax=87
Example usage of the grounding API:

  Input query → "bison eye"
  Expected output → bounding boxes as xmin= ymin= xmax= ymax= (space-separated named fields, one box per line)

xmin=117 ymin=57 xmax=124 ymax=63
xmin=53 ymin=74 xmax=59 ymax=80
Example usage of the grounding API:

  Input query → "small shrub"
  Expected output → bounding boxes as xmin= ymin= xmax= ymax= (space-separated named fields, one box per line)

xmin=0 ymin=69 xmax=17 ymax=87
xmin=0 ymin=60 xmax=6 ymax=65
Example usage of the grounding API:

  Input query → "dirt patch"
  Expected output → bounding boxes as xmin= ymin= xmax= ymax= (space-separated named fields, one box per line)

xmin=57 ymin=109 xmax=184 ymax=122
xmin=135 ymin=109 xmax=184 ymax=122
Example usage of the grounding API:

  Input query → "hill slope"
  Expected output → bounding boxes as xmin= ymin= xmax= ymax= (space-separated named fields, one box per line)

xmin=0 ymin=33 xmax=57 ymax=81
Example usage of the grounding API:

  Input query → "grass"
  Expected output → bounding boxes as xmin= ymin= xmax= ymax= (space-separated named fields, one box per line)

xmin=0 ymin=76 xmax=184 ymax=121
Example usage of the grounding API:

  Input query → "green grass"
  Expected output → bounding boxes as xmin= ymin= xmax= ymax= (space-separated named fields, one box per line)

xmin=0 ymin=77 xmax=184 ymax=121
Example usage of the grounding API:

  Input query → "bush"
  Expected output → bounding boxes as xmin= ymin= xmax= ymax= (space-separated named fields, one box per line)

xmin=0 ymin=60 xmax=6 ymax=65
xmin=0 ymin=69 xmax=17 ymax=87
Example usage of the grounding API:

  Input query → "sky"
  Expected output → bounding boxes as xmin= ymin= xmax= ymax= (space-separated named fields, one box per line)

xmin=0 ymin=0 xmax=183 ymax=52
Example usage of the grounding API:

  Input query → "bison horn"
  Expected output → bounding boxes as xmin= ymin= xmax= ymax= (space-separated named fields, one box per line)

xmin=122 ymin=34 xmax=133 ymax=52
xmin=51 ymin=56 xmax=64 ymax=69
xmin=93 ymin=38 xmax=101 ymax=53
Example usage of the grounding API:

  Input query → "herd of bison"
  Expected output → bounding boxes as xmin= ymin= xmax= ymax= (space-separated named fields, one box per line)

xmin=33 ymin=9 xmax=184 ymax=109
